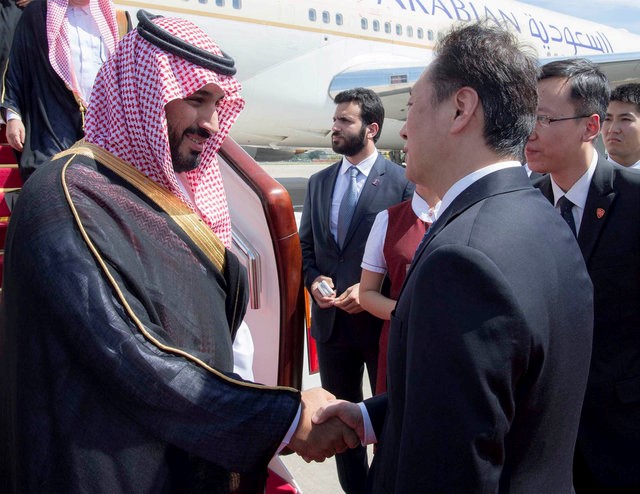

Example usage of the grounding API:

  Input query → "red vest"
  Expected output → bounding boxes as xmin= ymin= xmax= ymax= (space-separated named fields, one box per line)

xmin=383 ymin=199 xmax=429 ymax=299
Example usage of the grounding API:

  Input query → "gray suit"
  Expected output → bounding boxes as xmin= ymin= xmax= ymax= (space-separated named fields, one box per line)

xmin=299 ymin=154 xmax=413 ymax=492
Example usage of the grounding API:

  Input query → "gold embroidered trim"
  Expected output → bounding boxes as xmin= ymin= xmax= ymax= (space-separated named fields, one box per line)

xmin=58 ymin=147 xmax=283 ymax=390
xmin=56 ymin=141 xmax=226 ymax=272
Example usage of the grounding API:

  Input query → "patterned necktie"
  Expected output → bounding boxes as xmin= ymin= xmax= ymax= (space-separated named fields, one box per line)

xmin=337 ymin=166 xmax=359 ymax=248
xmin=557 ymin=195 xmax=577 ymax=237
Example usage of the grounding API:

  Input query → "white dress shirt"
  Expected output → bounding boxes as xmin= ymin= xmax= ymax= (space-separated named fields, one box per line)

xmin=550 ymin=150 xmax=598 ymax=235
xmin=607 ymin=155 xmax=640 ymax=169
xmin=67 ymin=4 xmax=108 ymax=104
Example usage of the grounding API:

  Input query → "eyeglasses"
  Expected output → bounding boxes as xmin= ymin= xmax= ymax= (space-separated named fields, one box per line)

xmin=535 ymin=114 xmax=591 ymax=128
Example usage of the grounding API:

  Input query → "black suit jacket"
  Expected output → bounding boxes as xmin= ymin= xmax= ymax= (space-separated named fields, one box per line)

xmin=299 ymin=155 xmax=413 ymax=343
xmin=366 ymin=167 xmax=594 ymax=493
xmin=534 ymin=157 xmax=640 ymax=486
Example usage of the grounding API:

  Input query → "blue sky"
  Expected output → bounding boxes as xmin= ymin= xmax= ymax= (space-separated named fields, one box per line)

xmin=519 ymin=0 xmax=640 ymax=35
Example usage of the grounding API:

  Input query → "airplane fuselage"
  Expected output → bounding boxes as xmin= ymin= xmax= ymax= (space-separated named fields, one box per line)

xmin=115 ymin=0 xmax=640 ymax=150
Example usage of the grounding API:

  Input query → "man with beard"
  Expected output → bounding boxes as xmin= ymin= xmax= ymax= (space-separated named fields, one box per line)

xmin=299 ymin=87 xmax=413 ymax=493
xmin=0 ymin=11 xmax=359 ymax=493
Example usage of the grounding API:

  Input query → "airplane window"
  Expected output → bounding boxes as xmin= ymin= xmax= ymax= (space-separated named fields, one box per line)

xmin=407 ymin=26 xmax=413 ymax=37
xmin=396 ymin=24 xmax=402 ymax=35
xmin=385 ymin=22 xmax=391 ymax=34
xmin=336 ymin=13 xmax=343 ymax=26
xmin=322 ymin=11 xmax=330 ymax=23
xmin=215 ymin=0 xmax=224 ymax=6
xmin=373 ymin=20 xmax=380 ymax=32
xmin=361 ymin=18 xmax=368 ymax=30
xmin=199 ymin=0 xmax=208 ymax=4
xmin=232 ymin=0 xmax=241 ymax=8
xmin=428 ymin=30 xmax=434 ymax=41
xmin=308 ymin=8 xmax=316 ymax=22
xmin=417 ymin=28 xmax=424 ymax=39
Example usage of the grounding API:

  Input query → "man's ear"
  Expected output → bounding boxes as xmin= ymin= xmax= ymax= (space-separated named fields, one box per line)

xmin=367 ymin=122 xmax=380 ymax=141
xmin=450 ymin=87 xmax=479 ymax=134
xmin=582 ymin=114 xmax=601 ymax=143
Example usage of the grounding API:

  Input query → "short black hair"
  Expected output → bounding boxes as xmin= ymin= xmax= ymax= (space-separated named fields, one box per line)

xmin=333 ymin=88 xmax=385 ymax=142
xmin=429 ymin=22 xmax=539 ymax=159
xmin=539 ymin=59 xmax=610 ymax=122
xmin=610 ymin=83 xmax=640 ymax=112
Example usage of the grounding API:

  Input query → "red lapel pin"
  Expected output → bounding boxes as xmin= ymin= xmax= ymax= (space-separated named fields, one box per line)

xmin=596 ymin=208 xmax=605 ymax=219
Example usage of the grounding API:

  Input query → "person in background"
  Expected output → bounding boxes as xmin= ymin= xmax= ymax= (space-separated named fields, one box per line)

xmin=359 ymin=183 xmax=440 ymax=394
xmin=602 ymin=82 xmax=640 ymax=169
xmin=0 ymin=12 xmax=358 ymax=492
xmin=527 ymin=59 xmax=640 ymax=492
xmin=1 ymin=0 xmax=129 ymax=181
xmin=0 ymin=0 xmax=32 ymax=90
xmin=299 ymin=87 xmax=413 ymax=493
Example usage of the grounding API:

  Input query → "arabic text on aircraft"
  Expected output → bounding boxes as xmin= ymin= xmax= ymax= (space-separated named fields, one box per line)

xmin=377 ymin=0 xmax=615 ymax=54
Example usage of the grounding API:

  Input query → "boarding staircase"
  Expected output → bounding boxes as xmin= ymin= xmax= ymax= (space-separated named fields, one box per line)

xmin=0 ymin=124 xmax=22 ymax=288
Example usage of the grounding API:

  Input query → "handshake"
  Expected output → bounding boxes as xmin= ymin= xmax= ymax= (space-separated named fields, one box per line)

xmin=286 ymin=387 xmax=365 ymax=463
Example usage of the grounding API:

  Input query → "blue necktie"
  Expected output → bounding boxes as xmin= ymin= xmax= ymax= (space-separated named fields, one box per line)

xmin=557 ymin=195 xmax=577 ymax=237
xmin=337 ymin=166 xmax=359 ymax=248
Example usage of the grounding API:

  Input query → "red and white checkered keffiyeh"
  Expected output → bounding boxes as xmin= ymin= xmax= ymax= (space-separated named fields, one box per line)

xmin=84 ymin=16 xmax=245 ymax=247
xmin=47 ymin=0 xmax=119 ymax=106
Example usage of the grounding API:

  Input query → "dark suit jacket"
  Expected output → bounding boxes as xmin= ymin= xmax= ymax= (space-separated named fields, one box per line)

xmin=299 ymin=155 xmax=413 ymax=343
xmin=534 ymin=157 xmax=640 ymax=487
xmin=366 ymin=167 xmax=594 ymax=493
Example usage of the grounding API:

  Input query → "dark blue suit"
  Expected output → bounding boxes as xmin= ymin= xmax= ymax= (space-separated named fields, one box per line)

xmin=534 ymin=157 xmax=640 ymax=491
xmin=366 ymin=167 xmax=593 ymax=493
xmin=299 ymin=154 xmax=412 ymax=492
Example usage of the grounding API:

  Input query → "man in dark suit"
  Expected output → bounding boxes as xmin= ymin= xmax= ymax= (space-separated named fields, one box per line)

xmin=602 ymin=83 xmax=640 ymax=169
xmin=526 ymin=59 xmax=640 ymax=492
xmin=314 ymin=23 xmax=594 ymax=493
xmin=299 ymin=87 xmax=413 ymax=492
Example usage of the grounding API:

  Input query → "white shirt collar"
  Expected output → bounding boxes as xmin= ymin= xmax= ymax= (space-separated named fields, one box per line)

xmin=607 ymin=155 xmax=640 ymax=169
xmin=437 ymin=161 xmax=521 ymax=220
xmin=412 ymin=192 xmax=440 ymax=223
xmin=339 ymin=150 xmax=379 ymax=178
xmin=551 ymin=150 xmax=598 ymax=209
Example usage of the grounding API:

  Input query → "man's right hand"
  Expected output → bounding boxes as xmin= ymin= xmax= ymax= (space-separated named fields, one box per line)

xmin=310 ymin=275 xmax=336 ymax=309
xmin=6 ymin=119 xmax=25 ymax=152
xmin=288 ymin=388 xmax=360 ymax=462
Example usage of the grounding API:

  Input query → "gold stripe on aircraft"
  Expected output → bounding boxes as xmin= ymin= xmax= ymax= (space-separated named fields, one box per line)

xmin=114 ymin=0 xmax=436 ymax=50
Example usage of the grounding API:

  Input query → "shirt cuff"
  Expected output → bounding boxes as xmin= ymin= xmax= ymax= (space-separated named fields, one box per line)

xmin=6 ymin=110 xmax=22 ymax=121
xmin=358 ymin=402 xmax=377 ymax=445
xmin=277 ymin=404 xmax=302 ymax=453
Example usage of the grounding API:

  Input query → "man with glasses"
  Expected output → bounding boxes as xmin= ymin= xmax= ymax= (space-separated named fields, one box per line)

xmin=526 ymin=58 xmax=640 ymax=492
